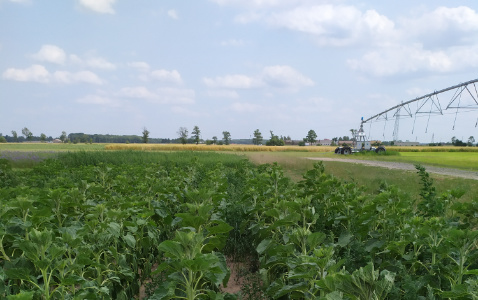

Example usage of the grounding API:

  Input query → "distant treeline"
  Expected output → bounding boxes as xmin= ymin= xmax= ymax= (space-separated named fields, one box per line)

xmin=68 ymin=133 xmax=255 ymax=144
xmin=1 ymin=132 xmax=266 ymax=145
xmin=68 ymin=133 xmax=173 ymax=144
xmin=1 ymin=135 xmax=54 ymax=143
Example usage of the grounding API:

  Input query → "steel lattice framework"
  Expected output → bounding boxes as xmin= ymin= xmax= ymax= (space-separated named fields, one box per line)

xmin=360 ymin=79 xmax=478 ymax=141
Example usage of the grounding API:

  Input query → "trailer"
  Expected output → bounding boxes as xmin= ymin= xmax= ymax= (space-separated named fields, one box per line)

xmin=335 ymin=124 xmax=385 ymax=155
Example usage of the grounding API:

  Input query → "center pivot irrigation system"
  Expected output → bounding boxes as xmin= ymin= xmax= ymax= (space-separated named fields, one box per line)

xmin=335 ymin=78 xmax=478 ymax=155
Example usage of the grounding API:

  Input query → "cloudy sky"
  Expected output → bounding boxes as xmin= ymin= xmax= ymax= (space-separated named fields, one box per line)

xmin=2 ymin=0 xmax=478 ymax=143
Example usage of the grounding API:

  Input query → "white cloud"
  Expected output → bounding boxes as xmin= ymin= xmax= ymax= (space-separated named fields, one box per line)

xmin=230 ymin=102 xmax=262 ymax=113
xmin=203 ymin=74 xmax=261 ymax=89
xmin=53 ymin=70 xmax=103 ymax=85
xmin=216 ymin=2 xmax=478 ymax=78
xmin=210 ymin=0 xmax=303 ymax=8
xmin=261 ymin=65 xmax=314 ymax=89
xmin=168 ymin=9 xmax=178 ymax=19
xmin=78 ymin=0 xmax=116 ymax=14
xmin=118 ymin=86 xmax=157 ymax=99
xmin=347 ymin=44 xmax=478 ymax=77
xmin=402 ymin=6 xmax=478 ymax=35
xmin=2 ymin=64 xmax=103 ymax=84
xmin=151 ymin=69 xmax=183 ymax=84
xmin=206 ymin=89 xmax=240 ymax=99
xmin=204 ymin=65 xmax=313 ymax=90
xmin=32 ymin=45 xmax=66 ymax=64
xmin=84 ymin=57 xmax=116 ymax=70
xmin=69 ymin=54 xmax=116 ymax=70
xmin=77 ymin=95 xmax=119 ymax=107
xmin=261 ymin=5 xmax=396 ymax=46
xmin=2 ymin=64 xmax=50 ymax=83
xmin=400 ymin=6 xmax=478 ymax=47
xmin=128 ymin=61 xmax=150 ymax=72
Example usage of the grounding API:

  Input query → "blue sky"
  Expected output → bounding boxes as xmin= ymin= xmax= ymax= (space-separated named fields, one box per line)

xmin=1 ymin=0 xmax=478 ymax=143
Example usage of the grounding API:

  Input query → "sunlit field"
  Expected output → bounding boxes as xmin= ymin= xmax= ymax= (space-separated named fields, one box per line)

xmin=0 ymin=142 xmax=105 ymax=151
xmin=389 ymin=146 xmax=478 ymax=152
xmin=105 ymin=143 xmax=337 ymax=152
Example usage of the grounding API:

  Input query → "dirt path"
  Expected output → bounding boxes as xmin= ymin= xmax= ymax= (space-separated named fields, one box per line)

xmin=307 ymin=157 xmax=478 ymax=180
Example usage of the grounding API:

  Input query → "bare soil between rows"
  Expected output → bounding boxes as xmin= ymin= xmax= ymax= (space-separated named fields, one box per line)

xmin=307 ymin=157 xmax=478 ymax=180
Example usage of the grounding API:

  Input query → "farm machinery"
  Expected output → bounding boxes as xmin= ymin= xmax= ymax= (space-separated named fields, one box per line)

xmin=335 ymin=123 xmax=385 ymax=155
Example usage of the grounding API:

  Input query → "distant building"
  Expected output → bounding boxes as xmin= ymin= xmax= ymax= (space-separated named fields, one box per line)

xmin=318 ymin=139 xmax=332 ymax=146
xmin=52 ymin=139 xmax=62 ymax=143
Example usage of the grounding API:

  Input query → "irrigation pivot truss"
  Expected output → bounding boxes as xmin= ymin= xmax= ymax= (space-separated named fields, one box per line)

xmin=360 ymin=79 xmax=478 ymax=141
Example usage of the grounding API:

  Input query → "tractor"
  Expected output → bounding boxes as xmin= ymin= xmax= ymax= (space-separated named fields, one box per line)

xmin=335 ymin=124 xmax=385 ymax=155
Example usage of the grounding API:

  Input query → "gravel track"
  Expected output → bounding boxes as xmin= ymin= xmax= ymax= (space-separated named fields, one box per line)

xmin=307 ymin=157 xmax=478 ymax=180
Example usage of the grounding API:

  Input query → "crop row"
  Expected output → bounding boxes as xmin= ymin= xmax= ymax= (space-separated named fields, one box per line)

xmin=0 ymin=152 xmax=477 ymax=299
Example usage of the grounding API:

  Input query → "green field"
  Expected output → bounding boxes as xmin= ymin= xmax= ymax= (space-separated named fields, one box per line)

xmin=1 ymin=149 xmax=477 ymax=299
xmin=0 ymin=142 xmax=105 ymax=151
xmin=244 ymin=151 xmax=478 ymax=203
xmin=1 ymin=144 xmax=477 ymax=202
xmin=329 ymin=151 xmax=478 ymax=171
xmin=244 ymin=150 xmax=478 ymax=171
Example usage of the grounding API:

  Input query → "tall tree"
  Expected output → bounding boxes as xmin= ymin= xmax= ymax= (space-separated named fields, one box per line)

xmin=192 ymin=126 xmax=201 ymax=145
xmin=222 ymin=131 xmax=231 ymax=145
xmin=252 ymin=129 xmax=263 ymax=145
xmin=11 ymin=130 xmax=18 ymax=142
xmin=468 ymin=136 xmax=475 ymax=146
xmin=60 ymin=131 xmax=67 ymax=143
xmin=177 ymin=127 xmax=188 ymax=144
xmin=40 ymin=133 xmax=47 ymax=142
xmin=212 ymin=136 xmax=218 ymax=145
xmin=305 ymin=129 xmax=317 ymax=145
xmin=266 ymin=130 xmax=285 ymax=146
xmin=22 ymin=127 xmax=32 ymax=141
xmin=142 ymin=127 xmax=150 ymax=143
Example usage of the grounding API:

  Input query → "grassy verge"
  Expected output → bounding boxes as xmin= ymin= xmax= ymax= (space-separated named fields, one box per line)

xmin=53 ymin=150 xmax=248 ymax=168
xmin=244 ymin=152 xmax=478 ymax=203
xmin=0 ymin=143 xmax=105 ymax=151
xmin=272 ymin=150 xmax=478 ymax=171
xmin=105 ymin=143 xmax=336 ymax=152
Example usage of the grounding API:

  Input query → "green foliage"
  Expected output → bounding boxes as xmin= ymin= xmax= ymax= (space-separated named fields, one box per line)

xmin=319 ymin=263 xmax=395 ymax=300
xmin=223 ymin=131 xmax=231 ymax=145
xmin=1 ymin=153 xmax=477 ymax=299
xmin=0 ymin=158 xmax=17 ymax=187
xmin=305 ymin=129 xmax=317 ymax=145
xmin=354 ymin=150 xmax=400 ymax=156
xmin=266 ymin=131 xmax=285 ymax=146
xmin=21 ymin=128 xmax=32 ymax=141
xmin=252 ymin=129 xmax=263 ymax=145
xmin=192 ymin=126 xmax=201 ymax=145
xmin=142 ymin=127 xmax=150 ymax=143
xmin=178 ymin=127 xmax=189 ymax=144
xmin=11 ymin=131 xmax=18 ymax=142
